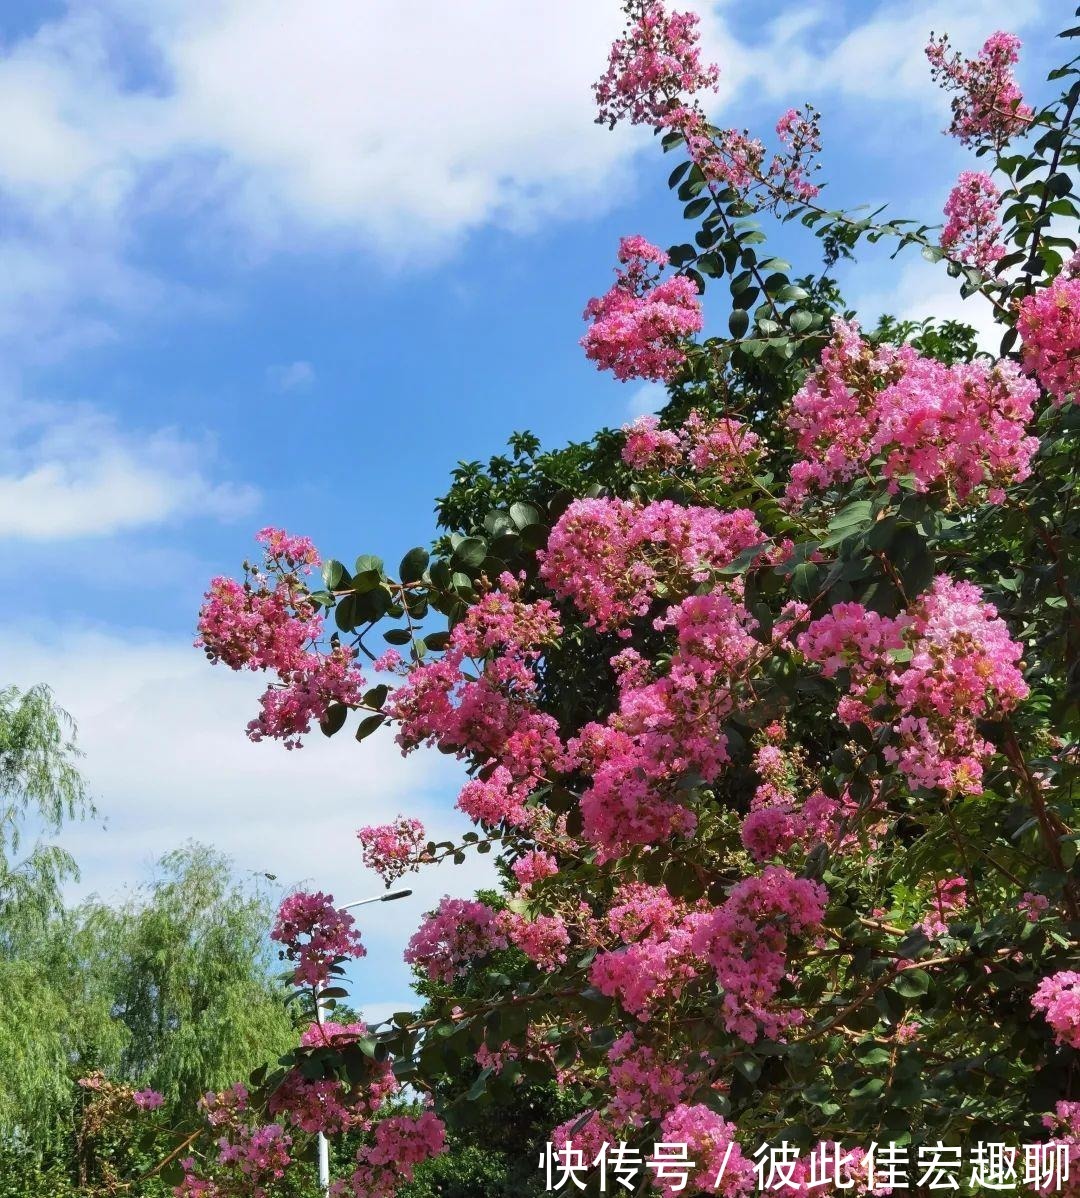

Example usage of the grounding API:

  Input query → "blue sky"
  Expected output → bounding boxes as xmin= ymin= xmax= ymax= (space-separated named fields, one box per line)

xmin=1 ymin=0 xmax=1061 ymax=1019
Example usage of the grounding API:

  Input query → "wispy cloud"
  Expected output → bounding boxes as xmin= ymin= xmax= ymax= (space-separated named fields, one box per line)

xmin=267 ymin=360 xmax=315 ymax=393
xmin=0 ymin=398 xmax=258 ymax=540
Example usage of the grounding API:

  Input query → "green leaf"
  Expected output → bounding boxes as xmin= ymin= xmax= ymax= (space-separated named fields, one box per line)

xmin=399 ymin=547 xmax=430 ymax=584
xmin=510 ymin=502 xmax=540 ymax=530
xmin=320 ymin=704 xmax=348 ymax=737
xmin=355 ymin=713 xmax=385 ymax=741
xmin=452 ymin=537 xmax=487 ymax=570
xmin=893 ymin=969 xmax=930 ymax=998
xmin=729 ymin=309 xmax=750 ymax=338
xmin=383 ymin=628 xmax=412 ymax=646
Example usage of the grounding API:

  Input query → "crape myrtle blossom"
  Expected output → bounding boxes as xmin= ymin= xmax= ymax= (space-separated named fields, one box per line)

xmin=941 ymin=171 xmax=1006 ymax=273
xmin=270 ymin=891 xmax=365 ymax=987
xmin=581 ymin=236 xmax=703 ymax=383
xmin=344 ymin=1111 xmax=447 ymax=1198
xmin=799 ymin=576 xmax=1028 ymax=795
xmin=357 ymin=816 xmax=429 ymax=886
xmin=661 ymin=102 xmax=822 ymax=212
xmin=403 ymin=896 xmax=508 ymax=983
xmin=926 ymin=31 xmax=1033 ymax=149
xmin=1032 ymin=971 xmax=1080 ymax=1049
xmin=590 ymin=866 xmax=826 ymax=1042
xmin=1040 ymin=1103 xmax=1080 ymax=1198
xmin=786 ymin=319 xmax=1039 ymax=506
xmin=594 ymin=1 xmax=718 ymax=130
xmin=1018 ymin=270 xmax=1080 ymax=405
xmin=920 ymin=876 xmax=969 ymax=939
xmin=621 ymin=411 xmax=761 ymax=479
xmin=197 ymin=528 xmax=365 ymax=747
xmin=656 ymin=1105 xmax=755 ymax=1198
xmin=538 ymin=497 xmax=765 ymax=633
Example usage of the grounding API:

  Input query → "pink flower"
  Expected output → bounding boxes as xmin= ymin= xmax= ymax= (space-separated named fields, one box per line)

xmin=941 ymin=171 xmax=1006 ymax=272
xmin=133 ymin=1089 xmax=164 ymax=1111
xmin=512 ymin=850 xmax=559 ymax=887
xmin=594 ymin=2 xmax=718 ymax=130
xmin=1018 ymin=272 xmax=1080 ymax=405
xmin=582 ymin=237 xmax=703 ymax=383
xmin=920 ymin=876 xmax=968 ymax=938
xmin=786 ymin=318 xmax=1039 ymax=506
xmin=656 ymin=1105 xmax=754 ymax=1198
xmin=1019 ymin=891 xmax=1049 ymax=921
xmin=801 ymin=577 xmax=1027 ymax=796
xmin=404 ymin=897 xmax=508 ymax=983
xmin=357 ymin=816 xmax=428 ymax=885
xmin=926 ymin=30 xmax=1033 ymax=148
xmin=271 ymin=891 xmax=365 ymax=987
xmin=255 ymin=526 xmax=320 ymax=571
xmin=539 ymin=497 xmax=764 ymax=632
xmin=346 ymin=1111 xmax=446 ymax=1198
xmin=500 ymin=910 xmax=570 ymax=970
xmin=1032 ymin=970 xmax=1080 ymax=1048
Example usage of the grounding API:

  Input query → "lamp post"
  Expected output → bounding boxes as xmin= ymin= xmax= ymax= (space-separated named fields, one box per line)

xmin=315 ymin=888 xmax=412 ymax=1197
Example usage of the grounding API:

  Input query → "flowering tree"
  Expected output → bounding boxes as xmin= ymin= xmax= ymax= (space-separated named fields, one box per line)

xmin=176 ymin=4 xmax=1080 ymax=1196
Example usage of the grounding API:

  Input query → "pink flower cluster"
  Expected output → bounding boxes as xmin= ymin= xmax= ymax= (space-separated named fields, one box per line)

xmin=196 ymin=529 xmax=365 ymax=748
xmin=539 ymin=497 xmax=764 ymax=632
xmin=512 ymin=849 xmax=559 ymax=887
xmin=691 ymin=866 xmax=827 ymax=1042
xmin=1019 ymin=891 xmax=1049 ymax=921
xmin=581 ymin=237 xmax=703 ymax=383
xmin=657 ymin=1105 xmax=754 ymax=1198
xmin=740 ymin=738 xmax=876 ymax=863
xmin=799 ymin=576 xmax=1029 ymax=795
xmin=926 ymin=31 xmax=1032 ymax=149
xmin=183 ymin=1123 xmax=291 ymax=1197
xmin=571 ymin=591 xmax=759 ymax=858
xmin=357 ymin=816 xmax=428 ymax=885
xmin=786 ymin=319 xmax=1039 ymax=506
xmin=1018 ymin=272 xmax=1080 ymax=405
xmin=1032 ymin=970 xmax=1080 ymax=1049
xmin=662 ymin=103 xmax=821 ymax=211
xmin=621 ymin=411 xmax=761 ymax=480
xmin=403 ymin=897 xmax=507 ymax=983
xmin=270 ymin=891 xmax=365 ymax=987
xmin=607 ymin=1033 xmax=697 ymax=1127
xmin=384 ymin=576 xmax=565 ymax=831
xmin=133 ymin=1089 xmax=164 ymax=1111
xmin=501 ymin=910 xmax=571 ymax=970
xmin=344 ymin=1111 xmax=447 ymax=1198
xmin=1041 ymin=1103 xmax=1080 ymax=1198
xmin=283 ymin=1022 xmax=398 ymax=1132
xmin=592 ymin=868 xmax=825 ymax=1042
xmin=454 ymin=572 xmax=562 ymax=659
xmin=594 ymin=2 xmax=718 ymax=130
xmin=920 ymin=876 xmax=968 ymax=938
xmin=255 ymin=526 xmax=320 ymax=571
xmin=941 ymin=171 xmax=1006 ymax=273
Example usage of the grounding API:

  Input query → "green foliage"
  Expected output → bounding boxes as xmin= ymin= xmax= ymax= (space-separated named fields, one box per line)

xmin=0 ymin=683 xmax=90 ymax=939
xmin=0 ymin=843 xmax=298 ymax=1191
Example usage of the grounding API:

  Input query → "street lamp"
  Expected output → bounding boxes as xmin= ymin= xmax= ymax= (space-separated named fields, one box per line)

xmin=315 ymin=888 xmax=412 ymax=1197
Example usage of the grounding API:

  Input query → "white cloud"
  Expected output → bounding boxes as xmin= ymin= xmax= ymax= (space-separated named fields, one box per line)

xmin=2 ymin=625 xmax=496 ymax=1007
xmin=267 ymin=360 xmax=315 ymax=393
xmin=850 ymin=256 xmax=1003 ymax=353
xmin=625 ymin=382 xmax=668 ymax=419
xmin=0 ymin=0 xmax=1052 ymax=365
xmin=745 ymin=0 xmax=1043 ymax=106
xmin=0 ymin=399 xmax=258 ymax=540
